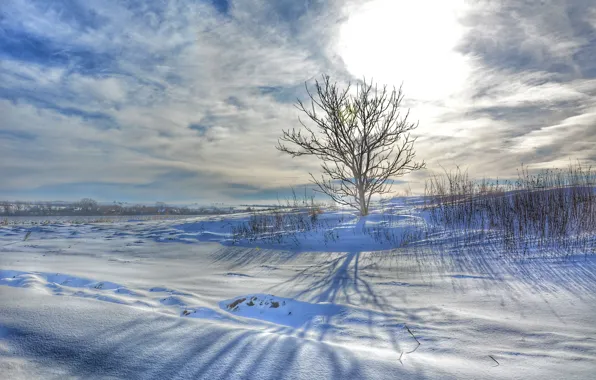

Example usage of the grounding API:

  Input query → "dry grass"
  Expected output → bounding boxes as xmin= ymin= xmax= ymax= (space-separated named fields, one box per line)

xmin=424 ymin=162 xmax=596 ymax=256
xmin=231 ymin=189 xmax=332 ymax=246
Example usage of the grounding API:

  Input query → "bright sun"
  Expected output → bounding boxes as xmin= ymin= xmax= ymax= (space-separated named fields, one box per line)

xmin=338 ymin=0 xmax=471 ymax=101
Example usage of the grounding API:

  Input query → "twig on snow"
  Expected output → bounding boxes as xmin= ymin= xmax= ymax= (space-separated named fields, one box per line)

xmin=398 ymin=324 xmax=422 ymax=365
xmin=404 ymin=324 xmax=421 ymax=354
xmin=489 ymin=355 xmax=500 ymax=367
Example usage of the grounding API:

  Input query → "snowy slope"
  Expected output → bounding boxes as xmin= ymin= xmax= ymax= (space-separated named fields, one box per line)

xmin=0 ymin=202 xmax=595 ymax=379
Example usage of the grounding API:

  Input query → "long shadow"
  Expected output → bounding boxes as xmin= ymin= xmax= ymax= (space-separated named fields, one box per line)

xmin=210 ymin=245 xmax=298 ymax=270
xmin=269 ymin=250 xmax=388 ymax=307
xmin=54 ymin=210 xmax=595 ymax=371
xmin=260 ymin=237 xmax=596 ymax=358
xmin=265 ymin=247 xmax=438 ymax=359
xmin=3 ymin=310 xmax=432 ymax=379
xmin=406 ymin=238 xmax=596 ymax=298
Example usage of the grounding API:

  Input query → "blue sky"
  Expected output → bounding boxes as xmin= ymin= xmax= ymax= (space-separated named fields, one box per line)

xmin=1 ymin=0 xmax=595 ymax=204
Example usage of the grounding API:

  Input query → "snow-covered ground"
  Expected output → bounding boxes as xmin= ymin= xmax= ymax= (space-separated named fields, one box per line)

xmin=1 ymin=200 xmax=595 ymax=379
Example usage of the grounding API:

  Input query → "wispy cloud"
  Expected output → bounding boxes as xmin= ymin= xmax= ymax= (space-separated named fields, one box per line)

xmin=411 ymin=0 xmax=596 ymax=178
xmin=1 ymin=0 xmax=595 ymax=202
xmin=0 ymin=0 xmax=346 ymax=202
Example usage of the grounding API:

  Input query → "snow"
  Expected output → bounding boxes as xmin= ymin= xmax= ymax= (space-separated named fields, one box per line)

xmin=0 ymin=200 xmax=595 ymax=379
xmin=218 ymin=293 xmax=347 ymax=328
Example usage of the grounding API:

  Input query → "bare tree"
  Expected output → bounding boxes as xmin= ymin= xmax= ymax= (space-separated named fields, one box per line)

xmin=78 ymin=198 xmax=98 ymax=213
xmin=15 ymin=201 xmax=25 ymax=213
xmin=0 ymin=202 xmax=11 ymax=215
xmin=155 ymin=202 xmax=168 ymax=214
xmin=277 ymin=76 xmax=425 ymax=216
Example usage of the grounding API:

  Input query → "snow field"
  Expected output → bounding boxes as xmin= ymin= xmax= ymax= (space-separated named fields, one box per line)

xmin=0 ymin=201 xmax=595 ymax=379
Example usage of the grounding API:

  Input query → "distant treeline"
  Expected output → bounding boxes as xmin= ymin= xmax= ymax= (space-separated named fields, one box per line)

xmin=0 ymin=198 xmax=255 ymax=217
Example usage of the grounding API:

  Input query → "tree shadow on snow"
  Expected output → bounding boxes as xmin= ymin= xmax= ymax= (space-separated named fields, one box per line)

xmin=5 ymin=312 xmax=439 ymax=380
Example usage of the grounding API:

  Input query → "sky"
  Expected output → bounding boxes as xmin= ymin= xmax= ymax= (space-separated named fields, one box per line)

xmin=1 ymin=0 xmax=595 ymax=204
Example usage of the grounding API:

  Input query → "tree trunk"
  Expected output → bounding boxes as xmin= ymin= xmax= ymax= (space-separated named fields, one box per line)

xmin=358 ymin=185 xmax=368 ymax=216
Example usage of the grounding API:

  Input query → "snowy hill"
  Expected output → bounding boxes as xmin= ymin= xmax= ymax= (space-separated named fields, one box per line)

xmin=0 ymin=200 xmax=595 ymax=379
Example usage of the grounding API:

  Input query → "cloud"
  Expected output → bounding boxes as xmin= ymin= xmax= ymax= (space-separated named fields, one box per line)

xmin=406 ymin=0 xmax=596 ymax=180
xmin=1 ymin=0 xmax=595 ymax=203
xmin=0 ymin=0 xmax=345 ymax=202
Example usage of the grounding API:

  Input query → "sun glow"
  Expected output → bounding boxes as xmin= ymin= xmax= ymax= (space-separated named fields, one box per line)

xmin=338 ymin=0 xmax=471 ymax=101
